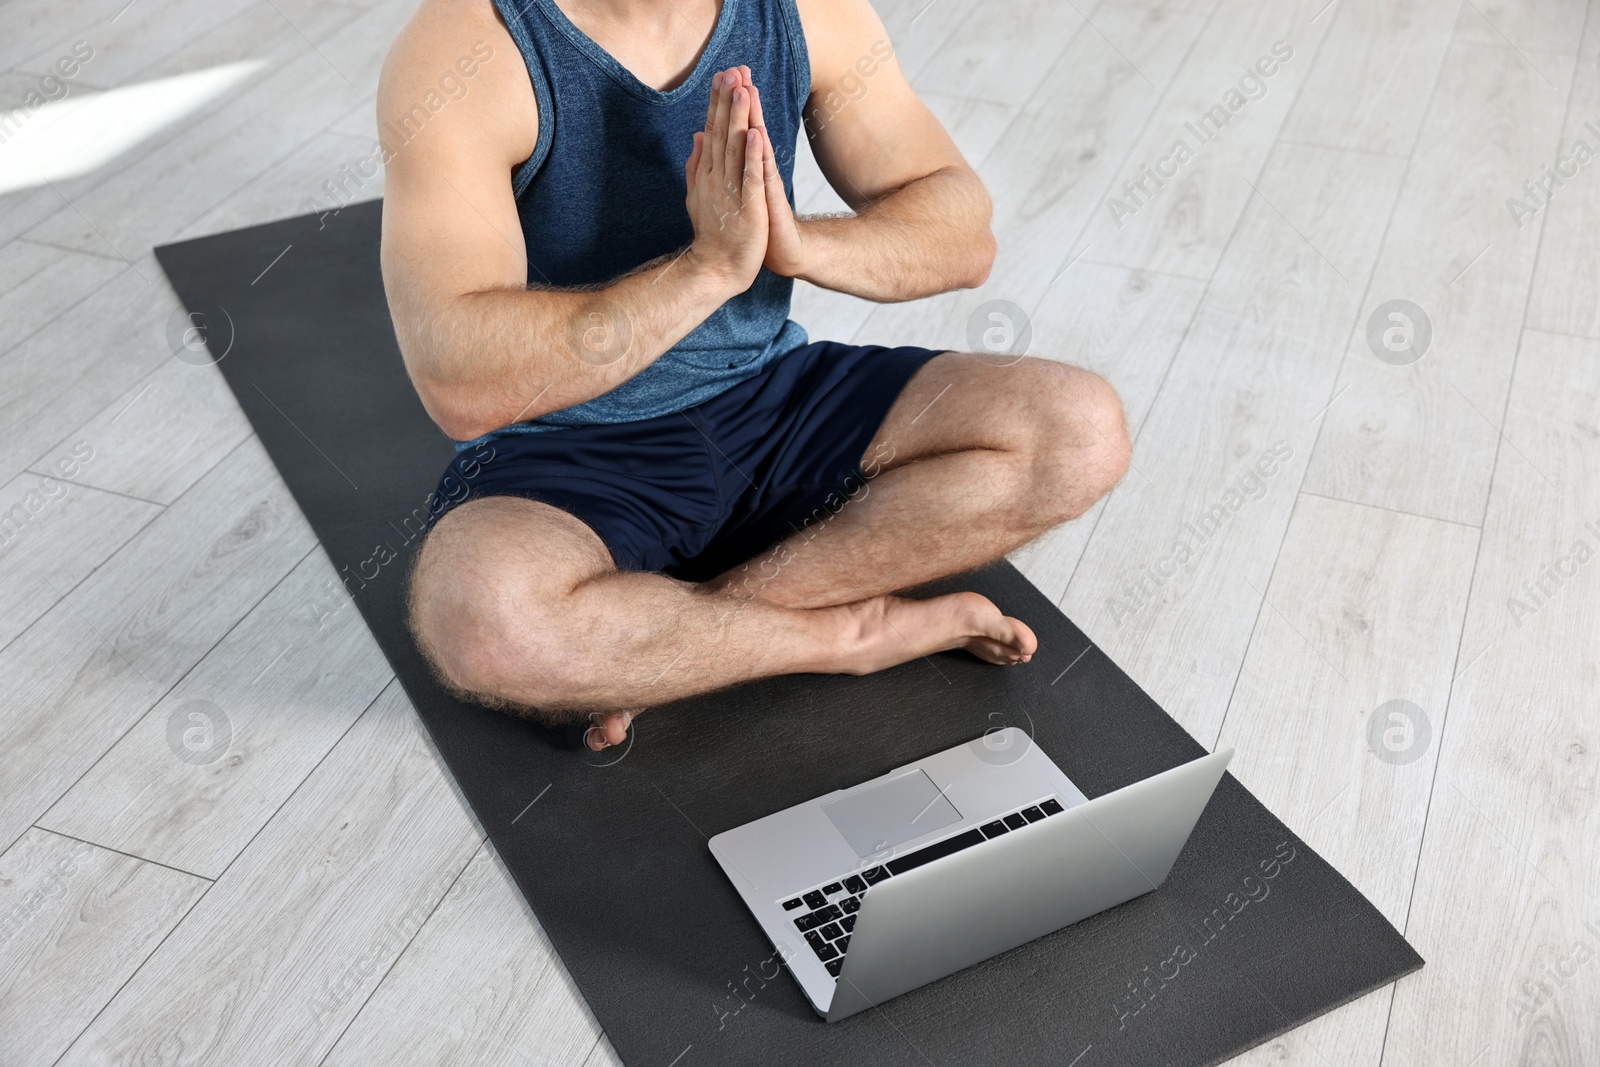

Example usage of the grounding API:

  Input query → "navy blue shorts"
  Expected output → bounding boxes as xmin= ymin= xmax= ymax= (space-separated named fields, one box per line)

xmin=426 ymin=341 xmax=942 ymax=580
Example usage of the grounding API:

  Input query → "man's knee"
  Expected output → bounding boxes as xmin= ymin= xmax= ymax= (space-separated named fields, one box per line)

xmin=411 ymin=550 xmax=546 ymax=707
xmin=407 ymin=502 xmax=594 ymax=711
xmin=421 ymin=596 xmax=547 ymax=705
xmin=1024 ymin=361 xmax=1130 ymax=519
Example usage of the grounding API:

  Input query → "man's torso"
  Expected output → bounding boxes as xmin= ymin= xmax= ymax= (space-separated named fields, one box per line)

xmin=473 ymin=0 xmax=813 ymax=441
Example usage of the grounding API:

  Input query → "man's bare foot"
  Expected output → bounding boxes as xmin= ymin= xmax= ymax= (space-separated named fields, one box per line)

xmin=581 ymin=593 xmax=1033 ymax=748
xmin=833 ymin=591 xmax=1036 ymax=675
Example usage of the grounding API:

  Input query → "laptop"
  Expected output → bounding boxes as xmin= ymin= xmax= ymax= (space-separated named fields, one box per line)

xmin=708 ymin=728 xmax=1233 ymax=1020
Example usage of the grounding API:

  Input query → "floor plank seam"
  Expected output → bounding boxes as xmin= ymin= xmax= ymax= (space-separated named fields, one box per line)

xmin=13 ymin=235 xmax=131 ymax=264
xmin=1022 ymin=0 xmax=1226 ymax=323
xmin=44 ymin=844 xmax=216 ymax=1067
xmin=895 ymin=0 xmax=994 ymax=86
xmin=1521 ymin=323 xmax=1600 ymax=344
xmin=2 ymin=430 xmax=258 ymax=667
xmin=21 ymin=1 xmax=380 ymax=267
xmin=18 ymin=357 xmax=245 ymax=496
xmin=1207 ymin=488 xmax=1307 ymax=755
xmin=840 ymin=0 xmax=1135 ymax=347
xmin=1222 ymin=0 xmax=1461 ymax=845
xmin=1297 ymin=0 xmax=1464 ymax=545
xmin=1295 ymin=489 xmax=1485 ymax=532
xmin=172 ymin=117 xmax=370 ymax=250
xmin=18 ymin=472 xmax=168 ymax=510
xmin=1062 ymin=0 xmax=1345 ymax=614
xmin=1374 ymin=416 xmax=1499 ymax=1067
xmin=50 ymin=678 xmax=400 ymax=1065
xmin=23 ymin=533 xmax=319 ymax=854
xmin=1374 ymin=2 xmax=1593 ymax=1059
xmin=112 ymin=3 xmax=374 ymax=129
xmin=1076 ymin=258 xmax=1210 ymax=282
xmin=28 ymin=826 xmax=217 ymax=884
xmin=0 ymin=493 xmax=167 ymax=661
xmin=1274 ymin=137 xmax=1409 ymax=161
xmin=0 ymin=260 xmax=140 ymax=367
xmin=1135 ymin=0 xmax=1385 ymax=770
xmin=1005 ymin=1 xmax=1244 ymax=564
xmin=1467 ymin=5 xmax=1592 ymax=532
xmin=312 ymin=833 xmax=489 ymax=1067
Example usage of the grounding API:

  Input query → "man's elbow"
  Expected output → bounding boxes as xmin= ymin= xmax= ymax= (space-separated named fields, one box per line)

xmin=952 ymin=164 xmax=995 ymax=288
xmin=398 ymin=331 xmax=510 ymax=440
xmin=963 ymin=227 xmax=997 ymax=288
xmin=431 ymin=403 xmax=497 ymax=444
xmin=414 ymin=377 xmax=500 ymax=442
xmin=435 ymin=411 xmax=498 ymax=444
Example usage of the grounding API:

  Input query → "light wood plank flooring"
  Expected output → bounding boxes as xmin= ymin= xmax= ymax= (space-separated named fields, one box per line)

xmin=2 ymin=0 xmax=1596 ymax=1063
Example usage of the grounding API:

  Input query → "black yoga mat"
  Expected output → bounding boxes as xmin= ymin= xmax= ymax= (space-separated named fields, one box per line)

xmin=155 ymin=199 xmax=1421 ymax=1067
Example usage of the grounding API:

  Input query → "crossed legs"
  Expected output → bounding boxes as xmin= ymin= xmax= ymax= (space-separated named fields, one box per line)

xmin=408 ymin=355 xmax=1130 ymax=748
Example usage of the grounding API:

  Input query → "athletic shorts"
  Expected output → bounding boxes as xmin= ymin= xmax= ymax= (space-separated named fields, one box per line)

xmin=426 ymin=340 xmax=943 ymax=581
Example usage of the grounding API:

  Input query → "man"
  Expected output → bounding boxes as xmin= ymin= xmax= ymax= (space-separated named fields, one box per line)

xmin=378 ymin=0 xmax=1130 ymax=752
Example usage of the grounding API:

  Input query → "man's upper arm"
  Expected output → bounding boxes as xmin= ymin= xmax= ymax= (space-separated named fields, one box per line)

xmin=793 ymin=0 xmax=970 ymax=209
xmin=377 ymin=0 xmax=535 ymax=392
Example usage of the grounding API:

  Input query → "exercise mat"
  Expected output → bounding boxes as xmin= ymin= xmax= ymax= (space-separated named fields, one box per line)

xmin=155 ymin=199 xmax=1421 ymax=1067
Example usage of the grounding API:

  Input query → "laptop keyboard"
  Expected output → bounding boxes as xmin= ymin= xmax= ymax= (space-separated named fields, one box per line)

xmin=782 ymin=796 xmax=1066 ymax=978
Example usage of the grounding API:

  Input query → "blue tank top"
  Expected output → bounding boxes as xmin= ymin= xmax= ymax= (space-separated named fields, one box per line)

xmin=480 ymin=0 xmax=812 ymax=442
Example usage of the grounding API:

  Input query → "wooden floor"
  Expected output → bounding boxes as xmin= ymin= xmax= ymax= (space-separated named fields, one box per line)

xmin=2 ymin=0 xmax=1596 ymax=1063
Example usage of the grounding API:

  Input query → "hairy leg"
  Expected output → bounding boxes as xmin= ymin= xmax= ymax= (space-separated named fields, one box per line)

xmin=409 ymin=496 xmax=1040 ymax=747
xmin=707 ymin=354 xmax=1131 ymax=610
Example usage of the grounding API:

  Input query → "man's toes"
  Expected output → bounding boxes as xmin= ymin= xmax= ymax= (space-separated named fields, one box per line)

xmin=586 ymin=710 xmax=635 ymax=750
xmin=968 ymin=637 xmax=1024 ymax=664
xmin=1005 ymin=617 xmax=1039 ymax=657
xmin=608 ymin=712 xmax=633 ymax=745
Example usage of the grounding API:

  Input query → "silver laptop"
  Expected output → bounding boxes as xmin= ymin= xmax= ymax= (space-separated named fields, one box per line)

xmin=708 ymin=728 xmax=1233 ymax=1021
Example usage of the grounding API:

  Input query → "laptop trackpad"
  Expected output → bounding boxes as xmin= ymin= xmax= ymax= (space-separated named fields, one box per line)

xmin=822 ymin=770 xmax=962 ymax=858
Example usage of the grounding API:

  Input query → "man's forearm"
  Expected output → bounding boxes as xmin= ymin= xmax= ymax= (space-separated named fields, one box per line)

xmin=402 ymin=250 xmax=735 ymax=440
xmin=793 ymin=166 xmax=995 ymax=302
